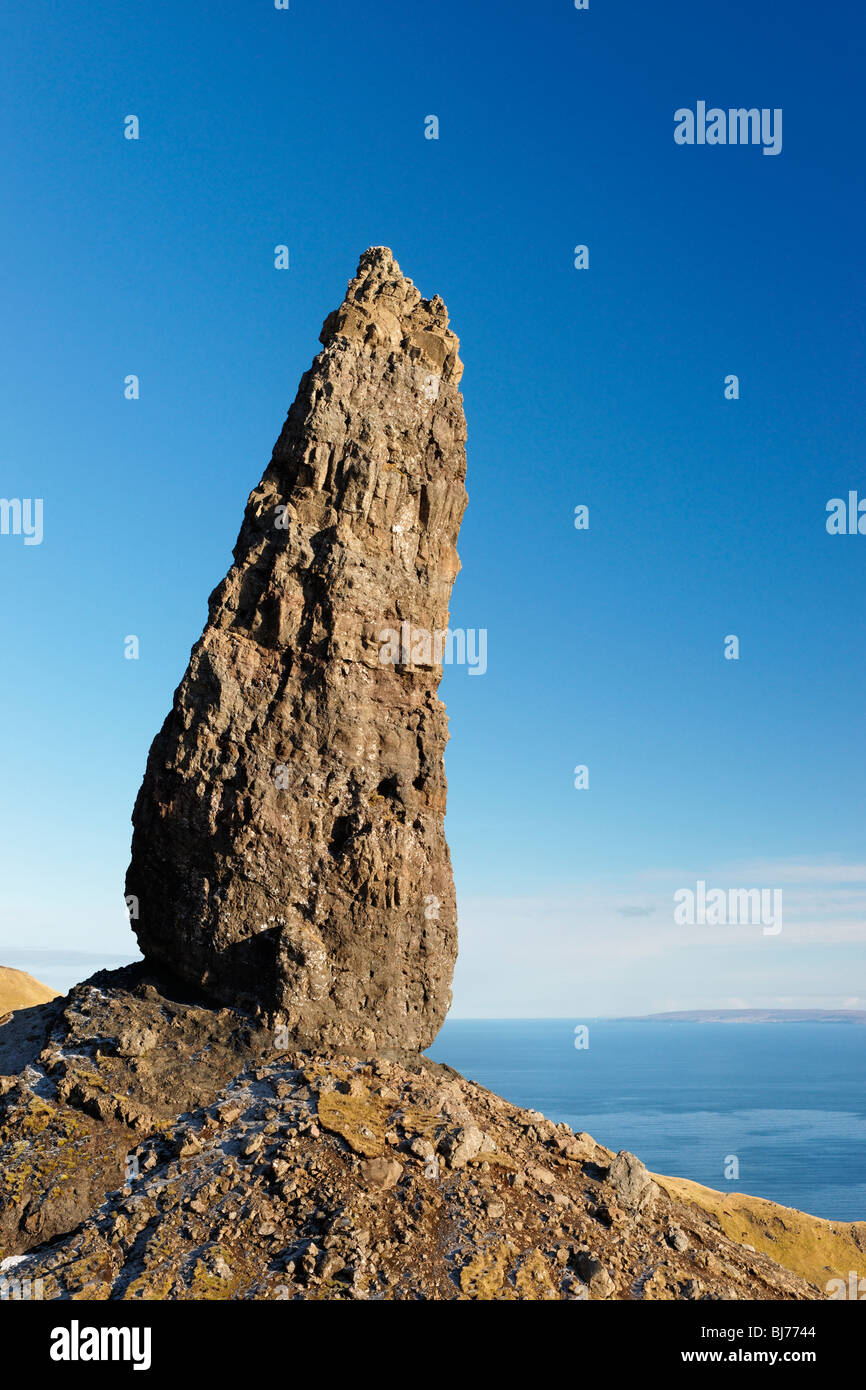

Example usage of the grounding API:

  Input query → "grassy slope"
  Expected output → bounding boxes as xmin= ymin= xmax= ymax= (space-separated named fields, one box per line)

xmin=656 ymin=1172 xmax=865 ymax=1292
xmin=0 ymin=966 xmax=59 ymax=1013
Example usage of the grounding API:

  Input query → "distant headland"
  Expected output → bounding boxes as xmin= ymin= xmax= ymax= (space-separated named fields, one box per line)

xmin=612 ymin=1009 xmax=866 ymax=1025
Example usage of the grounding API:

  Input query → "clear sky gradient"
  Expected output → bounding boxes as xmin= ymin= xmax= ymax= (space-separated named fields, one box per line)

xmin=1 ymin=0 xmax=863 ymax=1012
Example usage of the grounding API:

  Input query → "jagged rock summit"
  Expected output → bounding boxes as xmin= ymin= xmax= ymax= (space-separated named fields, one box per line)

xmin=126 ymin=248 xmax=468 ymax=1051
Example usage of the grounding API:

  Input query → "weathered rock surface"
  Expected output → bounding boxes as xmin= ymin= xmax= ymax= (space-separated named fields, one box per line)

xmin=0 ymin=972 xmax=821 ymax=1301
xmin=126 ymin=248 xmax=468 ymax=1051
xmin=0 ymin=966 xmax=270 ymax=1258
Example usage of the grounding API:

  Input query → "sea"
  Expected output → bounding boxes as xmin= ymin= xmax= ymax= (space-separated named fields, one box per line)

xmin=427 ymin=1019 xmax=866 ymax=1223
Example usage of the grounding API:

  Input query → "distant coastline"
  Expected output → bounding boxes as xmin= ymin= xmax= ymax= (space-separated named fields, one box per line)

xmin=610 ymin=1009 xmax=866 ymax=1025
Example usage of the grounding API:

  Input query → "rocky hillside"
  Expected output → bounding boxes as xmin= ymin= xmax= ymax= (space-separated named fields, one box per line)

xmin=0 ymin=968 xmax=823 ymax=1300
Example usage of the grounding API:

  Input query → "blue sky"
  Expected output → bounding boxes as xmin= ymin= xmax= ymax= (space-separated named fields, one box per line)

xmin=0 ymin=0 xmax=863 ymax=1012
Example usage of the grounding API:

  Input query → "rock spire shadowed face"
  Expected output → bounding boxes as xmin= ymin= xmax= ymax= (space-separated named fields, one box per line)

xmin=125 ymin=248 xmax=468 ymax=1051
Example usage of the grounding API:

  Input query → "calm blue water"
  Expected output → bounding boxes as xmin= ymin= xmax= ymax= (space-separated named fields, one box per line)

xmin=428 ymin=1021 xmax=866 ymax=1222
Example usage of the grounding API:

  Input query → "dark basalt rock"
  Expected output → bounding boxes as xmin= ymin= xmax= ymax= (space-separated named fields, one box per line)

xmin=125 ymin=248 xmax=468 ymax=1051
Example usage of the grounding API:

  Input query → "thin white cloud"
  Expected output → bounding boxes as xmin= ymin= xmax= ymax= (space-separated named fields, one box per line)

xmin=451 ymin=856 xmax=866 ymax=1016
